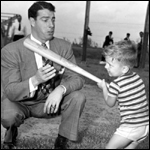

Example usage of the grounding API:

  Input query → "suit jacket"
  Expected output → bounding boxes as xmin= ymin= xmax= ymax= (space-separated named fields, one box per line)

xmin=103 ymin=35 xmax=113 ymax=48
xmin=1 ymin=35 xmax=84 ymax=104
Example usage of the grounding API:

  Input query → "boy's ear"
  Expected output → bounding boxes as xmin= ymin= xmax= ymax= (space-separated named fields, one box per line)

xmin=122 ymin=66 xmax=129 ymax=74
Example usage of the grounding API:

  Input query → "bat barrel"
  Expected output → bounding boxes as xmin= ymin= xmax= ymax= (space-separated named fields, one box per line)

xmin=23 ymin=38 xmax=102 ymax=84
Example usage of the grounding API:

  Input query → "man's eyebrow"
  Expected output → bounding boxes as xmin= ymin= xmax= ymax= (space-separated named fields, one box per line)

xmin=41 ymin=16 xmax=49 ymax=19
xmin=41 ymin=16 xmax=55 ymax=19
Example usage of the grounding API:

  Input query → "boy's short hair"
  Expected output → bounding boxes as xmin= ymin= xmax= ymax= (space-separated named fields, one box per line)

xmin=103 ymin=40 xmax=137 ymax=68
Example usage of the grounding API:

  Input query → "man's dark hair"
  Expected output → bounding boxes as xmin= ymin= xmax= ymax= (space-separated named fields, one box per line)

xmin=109 ymin=31 xmax=113 ymax=35
xmin=28 ymin=1 xmax=55 ymax=19
xmin=139 ymin=31 xmax=144 ymax=37
xmin=127 ymin=33 xmax=130 ymax=36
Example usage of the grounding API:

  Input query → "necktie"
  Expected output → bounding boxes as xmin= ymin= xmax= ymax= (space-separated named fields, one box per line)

xmin=41 ymin=43 xmax=53 ymax=66
xmin=18 ymin=23 xmax=21 ymax=31
xmin=40 ymin=43 xmax=54 ymax=95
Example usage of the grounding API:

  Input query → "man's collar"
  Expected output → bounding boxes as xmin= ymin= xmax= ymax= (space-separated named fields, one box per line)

xmin=30 ymin=34 xmax=49 ymax=48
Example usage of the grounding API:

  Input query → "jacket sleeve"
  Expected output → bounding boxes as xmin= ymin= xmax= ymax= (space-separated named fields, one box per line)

xmin=60 ymin=43 xmax=85 ymax=96
xmin=1 ymin=44 xmax=30 ymax=102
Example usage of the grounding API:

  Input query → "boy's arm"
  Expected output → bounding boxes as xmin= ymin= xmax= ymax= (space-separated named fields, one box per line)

xmin=98 ymin=79 xmax=117 ymax=107
xmin=104 ymin=95 xmax=117 ymax=107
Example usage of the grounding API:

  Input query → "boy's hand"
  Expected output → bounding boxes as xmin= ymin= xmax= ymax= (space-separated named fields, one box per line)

xmin=102 ymin=79 xmax=106 ymax=88
xmin=97 ymin=79 xmax=105 ymax=89
xmin=97 ymin=79 xmax=108 ymax=89
xmin=97 ymin=81 xmax=102 ymax=89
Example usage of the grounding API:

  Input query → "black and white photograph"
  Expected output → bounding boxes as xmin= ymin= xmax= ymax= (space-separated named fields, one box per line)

xmin=1 ymin=1 xmax=149 ymax=149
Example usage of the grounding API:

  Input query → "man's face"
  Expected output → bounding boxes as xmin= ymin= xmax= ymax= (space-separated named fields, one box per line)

xmin=31 ymin=9 xmax=55 ymax=42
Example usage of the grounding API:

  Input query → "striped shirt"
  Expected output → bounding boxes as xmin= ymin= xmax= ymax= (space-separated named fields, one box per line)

xmin=108 ymin=71 xmax=149 ymax=127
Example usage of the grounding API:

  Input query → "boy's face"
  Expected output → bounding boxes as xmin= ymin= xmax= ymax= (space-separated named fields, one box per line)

xmin=104 ymin=56 xmax=126 ymax=77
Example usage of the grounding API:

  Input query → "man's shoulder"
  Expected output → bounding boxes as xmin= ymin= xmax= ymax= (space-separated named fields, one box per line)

xmin=50 ymin=37 xmax=73 ymax=56
xmin=1 ymin=37 xmax=26 ymax=54
xmin=106 ymin=35 xmax=109 ymax=38
xmin=52 ymin=37 xmax=71 ymax=46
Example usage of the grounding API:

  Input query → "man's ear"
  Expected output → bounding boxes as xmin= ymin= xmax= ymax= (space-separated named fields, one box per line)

xmin=29 ymin=17 xmax=35 ymax=27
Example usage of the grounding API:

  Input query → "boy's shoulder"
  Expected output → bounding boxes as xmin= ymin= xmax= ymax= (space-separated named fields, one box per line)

xmin=112 ymin=71 xmax=141 ymax=85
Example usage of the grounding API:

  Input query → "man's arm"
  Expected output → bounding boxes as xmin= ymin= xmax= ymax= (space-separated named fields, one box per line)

xmin=60 ymin=43 xmax=84 ymax=96
xmin=43 ymin=41 xmax=84 ymax=114
xmin=1 ymin=45 xmax=31 ymax=102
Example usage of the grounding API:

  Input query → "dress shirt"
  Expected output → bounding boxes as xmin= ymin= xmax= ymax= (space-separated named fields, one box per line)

xmin=29 ymin=35 xmax=66 ymax=97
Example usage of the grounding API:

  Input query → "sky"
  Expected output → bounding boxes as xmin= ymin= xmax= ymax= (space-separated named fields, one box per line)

xmin=1 ymin=1 xmax=149 ymax=47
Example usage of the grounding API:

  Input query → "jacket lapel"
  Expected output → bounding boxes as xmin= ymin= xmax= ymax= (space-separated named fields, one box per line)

xmin=49 ymin=38 xmax=62 ymax=71
xmin=23 ymin=37 xmax=38 ymax=78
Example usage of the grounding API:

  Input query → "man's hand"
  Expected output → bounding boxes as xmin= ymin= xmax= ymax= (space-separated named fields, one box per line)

xmin=31 ymin=64 xmax=56 ymax=87
xmin=43 ymin=85 xmax=65 ymax=114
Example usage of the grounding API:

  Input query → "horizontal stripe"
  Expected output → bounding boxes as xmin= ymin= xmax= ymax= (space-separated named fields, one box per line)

xmin=120 ymin=119 xmax=149 ymax=124
xmin=119 ymin=97 xmax=147 ymax=107
xmin=119 ymin=82 xmax=144 ymax=95
xmin=125 ymin=114 xmax=149 ymax=121
xmin=120 ymin=103 xmax=148 ymax=112
xmin=119 ymin=93 xmax=146 ymax=104
xmin=118 ymin=87 xmax=145 ymax=99
xmin=119 ymin=76 xmax=141 ymax=88
xmin=120 ymin=120 xmax=149 ymax=126
xmin=121 ymin=109 xmax=149 ymax=118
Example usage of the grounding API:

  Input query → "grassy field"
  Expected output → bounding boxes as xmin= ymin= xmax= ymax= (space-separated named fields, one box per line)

xmin=1 ymin=45 xmax=149 ymax=149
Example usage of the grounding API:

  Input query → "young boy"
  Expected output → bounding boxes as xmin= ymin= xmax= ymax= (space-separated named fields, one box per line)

xmin=97 ymin=40 xmax=149 ymax=149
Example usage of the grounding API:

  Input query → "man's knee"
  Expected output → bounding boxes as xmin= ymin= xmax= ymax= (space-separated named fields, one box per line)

xmin=1 ymin=111 xmax=24 ymax=128
xmin=71 ymin=91 xmax=86 ymax=104
xmin=61 ymin=91 xmax=86 ymax=114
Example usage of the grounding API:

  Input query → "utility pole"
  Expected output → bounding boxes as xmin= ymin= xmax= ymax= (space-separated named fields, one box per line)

xmin=140 ymin=2 xmax=149 ymax=68
xmin=82 ymin=1 xmax=91 ymax=62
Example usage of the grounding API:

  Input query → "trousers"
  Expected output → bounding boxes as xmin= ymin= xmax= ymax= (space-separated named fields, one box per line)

xmin=1 ymin=91 xmax=86 ymax=142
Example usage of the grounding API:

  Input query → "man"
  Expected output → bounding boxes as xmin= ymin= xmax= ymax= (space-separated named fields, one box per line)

xmin=1 ymin=27 xmax=5 ymax=48
xmin=1 ymin=1 xmax=86 ymax=149
xmin=124 ymin=33 xmax=130 ymax=41
xmin=9 ymin=15 xmax=27 ymax=41
xmin=135 ymin=31 xmax=144 ymax=68
xmin=103 ymin=31 xmax=114 ymax=48
xmin=99 ymin=31 xmax=114 ymax=64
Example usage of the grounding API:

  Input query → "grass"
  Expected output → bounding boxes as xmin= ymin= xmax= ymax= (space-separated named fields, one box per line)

xmin=1 ymin=45 xmax=149 ymax=149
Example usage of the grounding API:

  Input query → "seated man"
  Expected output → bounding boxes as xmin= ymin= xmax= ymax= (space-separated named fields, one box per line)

xmin=1 ymin=1 xmax=86 ymax=149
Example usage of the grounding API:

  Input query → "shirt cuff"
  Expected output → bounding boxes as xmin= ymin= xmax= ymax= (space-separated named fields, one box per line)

xmin=29 ymin=78 xmax=38 ymax=97
xmin=59 ymin=85 xmax=66 ymax=95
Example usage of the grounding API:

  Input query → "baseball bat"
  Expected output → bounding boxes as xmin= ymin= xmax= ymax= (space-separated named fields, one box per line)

xmin=23 ymin=38 xmax=102 ymax=84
